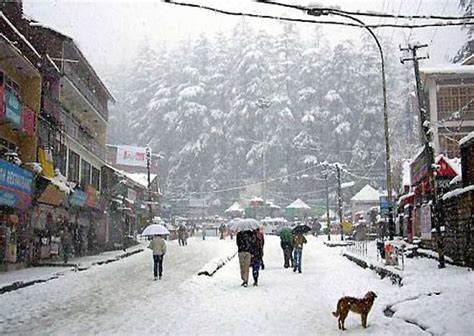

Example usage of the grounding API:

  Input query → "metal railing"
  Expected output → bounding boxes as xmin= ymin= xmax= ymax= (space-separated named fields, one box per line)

xmin=62 ymin=62 xmax=109 ymax=121
xmin=347 ymin=241 xmax=368 ymax=256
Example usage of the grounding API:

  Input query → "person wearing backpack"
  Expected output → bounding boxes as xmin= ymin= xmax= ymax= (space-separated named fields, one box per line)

xmin=279 ymin=229 xmax=294 ymax=269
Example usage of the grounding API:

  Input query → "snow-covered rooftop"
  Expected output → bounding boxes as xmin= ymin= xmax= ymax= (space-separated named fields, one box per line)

xmin=286 ymin=198 xmax=311 ymax=210
xmin=125 ymin=172 xmax=157 ymax=189
xmin=351 ymin=184 xmax=380 ymax=202
xmin=224 ymin=202 xmax=243 ymax=213
xmin=420 ymin=65 xmax=474 ymax=76
xmin=460 ymin=131 xmax=474 ymax=146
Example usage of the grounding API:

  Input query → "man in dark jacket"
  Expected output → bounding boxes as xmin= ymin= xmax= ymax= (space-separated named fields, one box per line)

xmin=280 ymin=229 xmax=294 ymax=268
xmin=250 ymin=229 xmax=264 ymax=286
xmin=237 ymin=230 xmax=254 ymax=287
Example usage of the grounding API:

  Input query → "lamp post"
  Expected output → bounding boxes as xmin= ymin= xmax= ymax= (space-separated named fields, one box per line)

xmin=256 ymin=97 xmax=271 ymax=218
xmin=307 ymin=8 xmax=395 ymax=240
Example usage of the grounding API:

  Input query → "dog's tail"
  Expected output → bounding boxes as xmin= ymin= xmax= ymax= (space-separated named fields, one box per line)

xmin=332 ymin=311 xmax=339 ymax=318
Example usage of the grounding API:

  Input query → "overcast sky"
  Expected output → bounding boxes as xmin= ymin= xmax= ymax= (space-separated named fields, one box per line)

xmin=23 ymin=0 xmax=465 ymax=76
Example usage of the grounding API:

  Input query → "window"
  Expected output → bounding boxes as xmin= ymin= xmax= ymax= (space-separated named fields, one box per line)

xmin=437 ymin=86 xmax=474 ymax=121
xmin=439 ymin=133 xmax=465 ymax=158
xmin=80 ymin=159 xmax=91 ymax=186
xmin=68 ymin=150 xmax=80 ymax=183
xmin=91 ymin=166 xmax=100 ymax=191
xmin=0 ymin=137 xmax=17 ymax=158
xmin=57 ymin=143 xmax=68 ymax=176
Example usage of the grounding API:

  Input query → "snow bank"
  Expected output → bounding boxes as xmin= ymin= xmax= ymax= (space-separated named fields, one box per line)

xmin=197 ymin=251 xmax=237 ymax=276
xmin=442 ymin=185 xmax=474 ymax=201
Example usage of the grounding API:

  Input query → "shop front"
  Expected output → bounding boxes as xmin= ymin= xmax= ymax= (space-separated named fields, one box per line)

xmin=0 ymin=159 xmax=33 ymax=271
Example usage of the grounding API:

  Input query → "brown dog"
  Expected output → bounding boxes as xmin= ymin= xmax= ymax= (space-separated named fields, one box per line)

xmin=332 ymin=291 xmax=377 ymax=330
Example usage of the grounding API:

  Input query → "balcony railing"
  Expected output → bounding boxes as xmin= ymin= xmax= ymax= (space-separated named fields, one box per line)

xmin=62 ymin=62 xmax=109 ymax=121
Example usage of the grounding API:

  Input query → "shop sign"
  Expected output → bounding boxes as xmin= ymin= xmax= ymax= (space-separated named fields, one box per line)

xmin=410 ymin=147 xmax=430 ymax=186
xmin=21 ymin=106 xmax=36 ymax=136
xmin=70 ymin=190 xmax=87 ymax=207
xmin=37 ymin=184 xmax=66 ymax=206
xmin=0 ymin=159 xmax=33 ymax=209
xmin=85 ymin=185 xmax=97 ymax=207
xmin=0 ymin=190 xmax=16 ymax=207
xmin=5 ymin=88 xmax=23 ymax=128
xmin=420 ymin=204 xmax=432 ymax=240
xmin=116 ymin=145 xmax=147 ymax=167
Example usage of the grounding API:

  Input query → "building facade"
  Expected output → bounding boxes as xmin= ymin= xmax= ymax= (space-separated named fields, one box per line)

xmin=421 ymin=61 xmax=474 ymax=158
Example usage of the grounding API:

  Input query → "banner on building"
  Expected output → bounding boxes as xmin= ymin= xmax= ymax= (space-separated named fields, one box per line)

xmin=69 ymin=190 xmax=87 ymax=207
xmin=0 ymin=159 xmax=33 ymax=209
xmin=85 ymin=186 xmax=97 ymax=208
xmin=116 ymin=145 xmax=148 ymax=167
xmin=21 ymin=106 xmax=36 ymax=136
xmin=38 ymin=148 xmax=55 ymax=178
xmin=5 ymin=89 xmax=22 ymax=128
xmin=420 ymin=203 xmax=432 ymax=240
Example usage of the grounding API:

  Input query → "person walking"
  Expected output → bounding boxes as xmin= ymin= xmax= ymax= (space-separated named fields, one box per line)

xmin=250 ymin=229 xmax=264 ymax=286
xmin=279 ymin=229 xmax=294 ymax=268
xmin=292 ymin=232 xmax=307 ymax=273
xmin=236 ymin=230 xmax=254 ymax=287
xmin=178 ymin=225 xmax=187 ymax=246
xmin=255 ymin=227 xmax=265 ymax=270
xmin=148 ymin=235 xmax=167 ymax=280
xmin=61 ymin=228 xmax=72 ymax=264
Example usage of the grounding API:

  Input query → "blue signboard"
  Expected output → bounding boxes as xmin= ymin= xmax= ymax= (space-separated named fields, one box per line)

xmin=0 ymin=159 xmax=33 ymax=208
xmin=0 ymin=159 xmax=33 ymax=194
xmin=70 ymin=190 xmax=87 ymax=207
xmin=0 ymin=190 xmax=17 ymax=207
xmin=5 ymin=89 xmax=22 ymax=128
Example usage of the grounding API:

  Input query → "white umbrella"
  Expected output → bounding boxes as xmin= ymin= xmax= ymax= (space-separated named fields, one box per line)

xmin=142 ymin=224 xmax=170 ymax=236
xmin=228 ymin=218 xmax=260 ymax=232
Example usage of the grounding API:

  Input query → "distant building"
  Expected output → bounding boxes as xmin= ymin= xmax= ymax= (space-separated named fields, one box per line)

xmin=350 ymin=184 xmax=380 ymax=224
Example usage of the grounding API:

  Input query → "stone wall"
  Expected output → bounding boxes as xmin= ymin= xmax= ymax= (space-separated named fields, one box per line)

xmin=440 ymin=188 xmax=474 ymax=268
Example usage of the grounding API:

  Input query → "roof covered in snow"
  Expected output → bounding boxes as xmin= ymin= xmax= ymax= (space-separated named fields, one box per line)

xmin=224 ymin=202 xmax=244 ymax=213
xmin=420 ymin=65 xmax=474 ymax=76
xmin=286 ymin=198 xmax=311 ymax=209
xmin=460 ymin=131 xmax=474 ymax=146
xmin=125 ymin=172 xmax=157 ymax=189
xmin=351 ymin=184 xmax=380 ymax=202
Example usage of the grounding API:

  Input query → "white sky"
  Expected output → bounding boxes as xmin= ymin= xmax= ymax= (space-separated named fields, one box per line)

xmin=23 ymin=0 xmax=465 ymax=75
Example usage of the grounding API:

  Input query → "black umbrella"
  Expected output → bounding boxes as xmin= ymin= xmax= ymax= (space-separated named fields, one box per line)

xmin=292 ymin=224 xmax=311 ymax=234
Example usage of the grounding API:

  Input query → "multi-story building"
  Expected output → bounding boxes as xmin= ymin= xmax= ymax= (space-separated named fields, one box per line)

xmin=0 ymin=9 xmax=41 ymax=270
xmin=1 ymin=1 xmax=116 ymax=266
xmin=421 ymin=58 xmax=474 ymax=158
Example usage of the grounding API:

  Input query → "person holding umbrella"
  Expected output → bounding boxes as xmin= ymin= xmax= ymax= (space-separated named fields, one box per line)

xmin=149 ymin=234 xmax=167 ymax=280
xmin=231 ymin=218 xmax=260 ymax=287
xmin=292 ymin=225 xmax=310 ymax=273
xmin=142 ymin=223 xmax=170 ymax=281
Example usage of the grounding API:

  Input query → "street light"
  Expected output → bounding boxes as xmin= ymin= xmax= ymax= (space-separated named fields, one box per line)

xmin=256 ymin=97 xmax=272 ymax=218
xmin=307 ymin=7 xmax=395 ymax=240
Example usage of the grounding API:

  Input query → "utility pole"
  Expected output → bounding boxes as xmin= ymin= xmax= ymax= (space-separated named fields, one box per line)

xmin=401 ymin=44 xmax=446 ymax=269
xmin=257 ymin=97 xmax=271 ymax=218
xmin=146 ymin=146 xmax=153 ymax=223
xmin=335 ymin=163 xmax=344 ymax=241
xmin=325 ymin=166 xmax=331 ymax=241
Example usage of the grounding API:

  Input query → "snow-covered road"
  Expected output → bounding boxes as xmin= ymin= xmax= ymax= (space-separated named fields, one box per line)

xmin=1 ymin=235 xmax=472 ymax=335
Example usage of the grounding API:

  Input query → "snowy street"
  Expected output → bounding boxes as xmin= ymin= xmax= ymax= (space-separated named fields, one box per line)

xmin=1 ymin=235 xmax=472 ymax=335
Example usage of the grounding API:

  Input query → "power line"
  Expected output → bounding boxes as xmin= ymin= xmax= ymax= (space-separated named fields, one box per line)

xmin=427 ymin=0 xmax=450 ymax=56
xmin=254 ymin=0 xmax=473 ymax=21
xmin=407 ymin=0 xmax=424 ymax=43
xmin=162 ymin=1 xmax=474 ymax=29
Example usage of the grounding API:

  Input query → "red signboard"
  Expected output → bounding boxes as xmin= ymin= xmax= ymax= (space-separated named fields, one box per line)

xmin=85 ymin=185 xmax=97 ymax=207
xmin=437 ymin=156 xmax=458 ymax=178
xmin=21 ymin=106 xmax=36 ymax=136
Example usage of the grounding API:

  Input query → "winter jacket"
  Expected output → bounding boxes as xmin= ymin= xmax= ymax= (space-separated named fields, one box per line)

xmin=292 ymin=234 xmax=307 ymax=250
xmin=148 ymin=236 xmax=167 ymax=255
xmin=237 ymin=230 xmax=255 ymax=253
xmin=280 ymin=230 xmax=293 ymax=248
xmin=250 ymin=230 xmax=264 ymax=260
